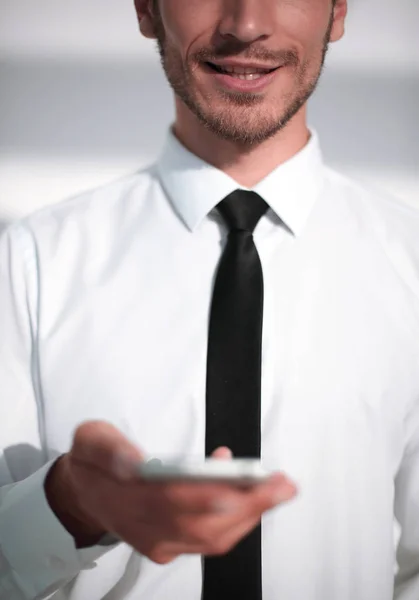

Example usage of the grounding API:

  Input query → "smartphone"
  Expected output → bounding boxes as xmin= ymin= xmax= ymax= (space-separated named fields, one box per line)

xmin=136 ymin=458 xmax=272 ymax=485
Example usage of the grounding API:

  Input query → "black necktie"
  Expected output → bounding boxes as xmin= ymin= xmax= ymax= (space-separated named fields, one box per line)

xmin=204 ymin=189 xmax=268 ymax=600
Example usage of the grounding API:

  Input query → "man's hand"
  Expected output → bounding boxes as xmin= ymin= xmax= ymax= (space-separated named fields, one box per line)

xmin=45 ymin=421 xmax=298 ymax=564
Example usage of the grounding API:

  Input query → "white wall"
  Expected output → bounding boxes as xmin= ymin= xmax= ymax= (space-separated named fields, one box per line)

xmin=0 ymin=0 xmax=418 ymax=220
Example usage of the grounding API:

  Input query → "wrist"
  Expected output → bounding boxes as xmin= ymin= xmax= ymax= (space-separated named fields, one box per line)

xmin=44 ymin=454 xmax=106 ymax=548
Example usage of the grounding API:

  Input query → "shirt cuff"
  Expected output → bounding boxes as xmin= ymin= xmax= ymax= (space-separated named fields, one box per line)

xmin=0 ymin=460 xmax=119 ymax=600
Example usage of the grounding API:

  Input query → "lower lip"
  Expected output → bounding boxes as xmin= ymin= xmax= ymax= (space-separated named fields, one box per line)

xmin=210 ymin=68 xmax=281 ymax=93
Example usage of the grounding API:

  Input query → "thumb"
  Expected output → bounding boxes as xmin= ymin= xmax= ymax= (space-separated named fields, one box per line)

xmin=71 ymin=420 xmax=143 ymax=481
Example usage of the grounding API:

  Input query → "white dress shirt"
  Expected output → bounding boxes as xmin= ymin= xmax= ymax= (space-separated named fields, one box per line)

xmin=1 ymin=130 xmax=419 ymax=600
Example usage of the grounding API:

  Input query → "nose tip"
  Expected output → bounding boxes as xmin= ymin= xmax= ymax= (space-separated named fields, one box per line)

xmin=218 ymin=2 xmax=274 ymax=44
xmin=219 ymin=24 xmax=266 ymax=45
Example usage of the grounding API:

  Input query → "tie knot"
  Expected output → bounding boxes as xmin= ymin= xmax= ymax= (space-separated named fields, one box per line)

xmin=217 ymin=190 xmax=268 ymax=234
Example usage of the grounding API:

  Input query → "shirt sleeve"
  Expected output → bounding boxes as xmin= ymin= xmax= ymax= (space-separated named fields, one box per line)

xmin=394 ymin=390 xmax=419 ymax=598
xmin=0 ymin=224 xmax=115 ymax=600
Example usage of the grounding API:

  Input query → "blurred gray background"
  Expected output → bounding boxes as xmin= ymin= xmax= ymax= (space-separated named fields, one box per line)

xmin=0 ymin=0 xmax=418 ymax=222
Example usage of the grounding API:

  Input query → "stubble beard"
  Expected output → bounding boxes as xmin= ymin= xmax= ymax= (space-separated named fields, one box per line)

xmin=152 ymin=7 xmax=334 ymax=148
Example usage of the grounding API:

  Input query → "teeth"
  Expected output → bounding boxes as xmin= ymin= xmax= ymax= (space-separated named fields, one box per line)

xmin=231 ymin=73 xmax=265 ymax=80
xmin=208 ymin=62 xmax=276 ymax=80
xmin=221 ymin=65 xmax=271 ymax=75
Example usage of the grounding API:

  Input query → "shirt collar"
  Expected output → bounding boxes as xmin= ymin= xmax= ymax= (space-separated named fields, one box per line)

xmin=156 ymin=128 xmax=324 ymax=236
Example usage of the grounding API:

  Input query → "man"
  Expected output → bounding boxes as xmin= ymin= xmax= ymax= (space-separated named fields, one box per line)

xmin=1 ymin=0 xmax=419 ymax=599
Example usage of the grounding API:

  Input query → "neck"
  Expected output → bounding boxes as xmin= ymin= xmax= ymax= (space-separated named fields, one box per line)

xmin=173 ymin=100 xmax=310 ymax=188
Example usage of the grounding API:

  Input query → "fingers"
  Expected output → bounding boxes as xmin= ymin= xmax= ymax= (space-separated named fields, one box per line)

xmin=67 ymin=422 xmax=299 ymax=566
xmin=143 ymin=473 xmax=297 ymax=551
xmin=169 ymin=471 xmax=297 ymax=517
xmin=211 ymin=446 xmax=233 ymax=460
xmin=247 ymin=472 xmax=298 ymax=513
xmin=145 ymin=480 xmax=246 ymax=515
xmin=185 ymin=473 xmax=296 ymax=535
xmin=201 ymin=516 xmax=261 ymax=556
xmin=133 ymin=473 xmax=297 ymax=561
xmin=143 ymin=468 xmax=297 ymax=519
xmin=200 ymin=475 xmax=298 ymax=555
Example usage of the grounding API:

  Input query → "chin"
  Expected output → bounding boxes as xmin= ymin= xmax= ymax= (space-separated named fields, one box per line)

xmin=198 ymin=111 xmax=284 ymax=146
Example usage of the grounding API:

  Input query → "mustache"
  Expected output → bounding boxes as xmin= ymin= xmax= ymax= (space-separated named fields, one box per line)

xmin=193 ymin=41 xmax=299 ymax=67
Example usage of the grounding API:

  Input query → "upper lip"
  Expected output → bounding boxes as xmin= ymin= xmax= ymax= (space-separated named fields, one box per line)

xmin=207 ymin=59 xmax=280 ymax=70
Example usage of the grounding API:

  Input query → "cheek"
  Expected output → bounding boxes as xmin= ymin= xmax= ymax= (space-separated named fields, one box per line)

xmin=275 ymin=2 xmax=331 ymax=55
xmin=159 ymin=0 xmax=219 ymax=60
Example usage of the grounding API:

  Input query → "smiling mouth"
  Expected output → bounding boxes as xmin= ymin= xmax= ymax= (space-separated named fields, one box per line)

xmin=206 ymin=62 xmax=279 ymax=80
